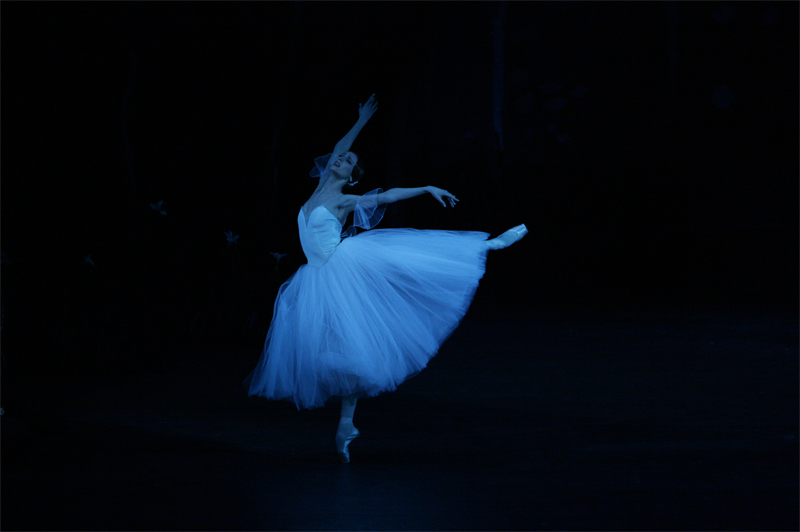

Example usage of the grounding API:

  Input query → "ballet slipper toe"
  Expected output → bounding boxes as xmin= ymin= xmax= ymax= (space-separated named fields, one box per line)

xmin=335 ymin=427 xmax=360 ymax=463
xmin=510 ymin=224 xmax=528 ymax=240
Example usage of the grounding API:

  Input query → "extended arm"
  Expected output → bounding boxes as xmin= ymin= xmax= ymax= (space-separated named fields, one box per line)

xmin=378 ymin=186 xmax=458 ymax=208
xmin=333 ymin=94 xmax=378 ymax=155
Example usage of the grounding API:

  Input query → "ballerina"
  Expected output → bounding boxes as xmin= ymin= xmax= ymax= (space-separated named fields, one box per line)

xmin=247 ymin=94 xmax=527 ymax=463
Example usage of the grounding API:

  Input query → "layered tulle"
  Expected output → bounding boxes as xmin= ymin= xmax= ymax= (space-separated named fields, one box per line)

xmin=247 ymin=227 xmax=490 ymax=410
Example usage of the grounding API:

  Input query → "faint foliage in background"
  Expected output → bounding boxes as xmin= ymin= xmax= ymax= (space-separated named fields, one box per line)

xmin=270 ymin=252 xmax=287 ymax=274
xmin=149 ymin=200 xmax=167 ymax=215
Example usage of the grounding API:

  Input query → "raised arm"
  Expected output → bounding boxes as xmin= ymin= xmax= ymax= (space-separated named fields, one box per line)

xmin=333 ymin=94 xmax=378 ymax=156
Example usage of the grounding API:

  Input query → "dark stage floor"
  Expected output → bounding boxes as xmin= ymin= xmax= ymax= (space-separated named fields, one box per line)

xmin=2 ymin=302 xmax=798 ymax=531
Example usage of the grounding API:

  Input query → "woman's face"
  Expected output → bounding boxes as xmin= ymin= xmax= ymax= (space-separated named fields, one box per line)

xmin=331 ymin=152 xmax=357 ymax=178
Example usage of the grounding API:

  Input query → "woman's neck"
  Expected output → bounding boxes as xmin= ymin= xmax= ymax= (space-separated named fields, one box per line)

xmin=314 ymin=174 xmax=346 ymax=197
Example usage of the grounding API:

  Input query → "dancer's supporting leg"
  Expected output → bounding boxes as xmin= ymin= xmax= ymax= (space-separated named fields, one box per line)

xmin=336 ymin=393 xmax=360 ymax=463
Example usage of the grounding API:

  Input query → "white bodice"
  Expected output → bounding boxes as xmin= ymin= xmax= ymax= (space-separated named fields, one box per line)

xmin=298 ymin=206 xmax=343 ymax=266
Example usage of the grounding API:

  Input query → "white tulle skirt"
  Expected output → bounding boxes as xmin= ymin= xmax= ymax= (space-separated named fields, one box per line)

xmin=247 ymin=228 xmax=490 ymax=410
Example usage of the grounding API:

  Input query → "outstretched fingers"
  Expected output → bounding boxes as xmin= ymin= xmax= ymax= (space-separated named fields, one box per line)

xmin=434 ymin=190 xmax=458 ymax=208
xmin=359 ymin=94 xmax=378 ymax=117
xmin=442 ymin=191 xmax=458 ymax=207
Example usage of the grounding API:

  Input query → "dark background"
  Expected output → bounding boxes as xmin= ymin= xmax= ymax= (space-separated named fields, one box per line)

xmin=0 ymin=1 xmax=796 ymax=384
xmin=1 ymin=2 xmax=797 ymax=530
xmin=2 ymin=1 xmax=796 ymax=369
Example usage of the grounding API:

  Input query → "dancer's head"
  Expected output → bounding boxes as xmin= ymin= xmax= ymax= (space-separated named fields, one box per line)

xmin=331 ymin=151 xmax=364 ymax=186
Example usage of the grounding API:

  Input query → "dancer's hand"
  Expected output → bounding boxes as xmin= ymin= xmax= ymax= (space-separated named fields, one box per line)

xmin=358 ymin=94 xmax=378 ymax=123
xmin=427 ymin=186 xmax=458 ymax=208
xmin=335 ymin=94 xmax=377 ymax=154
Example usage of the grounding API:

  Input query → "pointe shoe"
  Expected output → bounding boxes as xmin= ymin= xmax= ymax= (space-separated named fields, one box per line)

xmin=486 ymin=224 xmax=528 ymax=250
xmin=335 ymin=427 xmax=360 ymax=463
